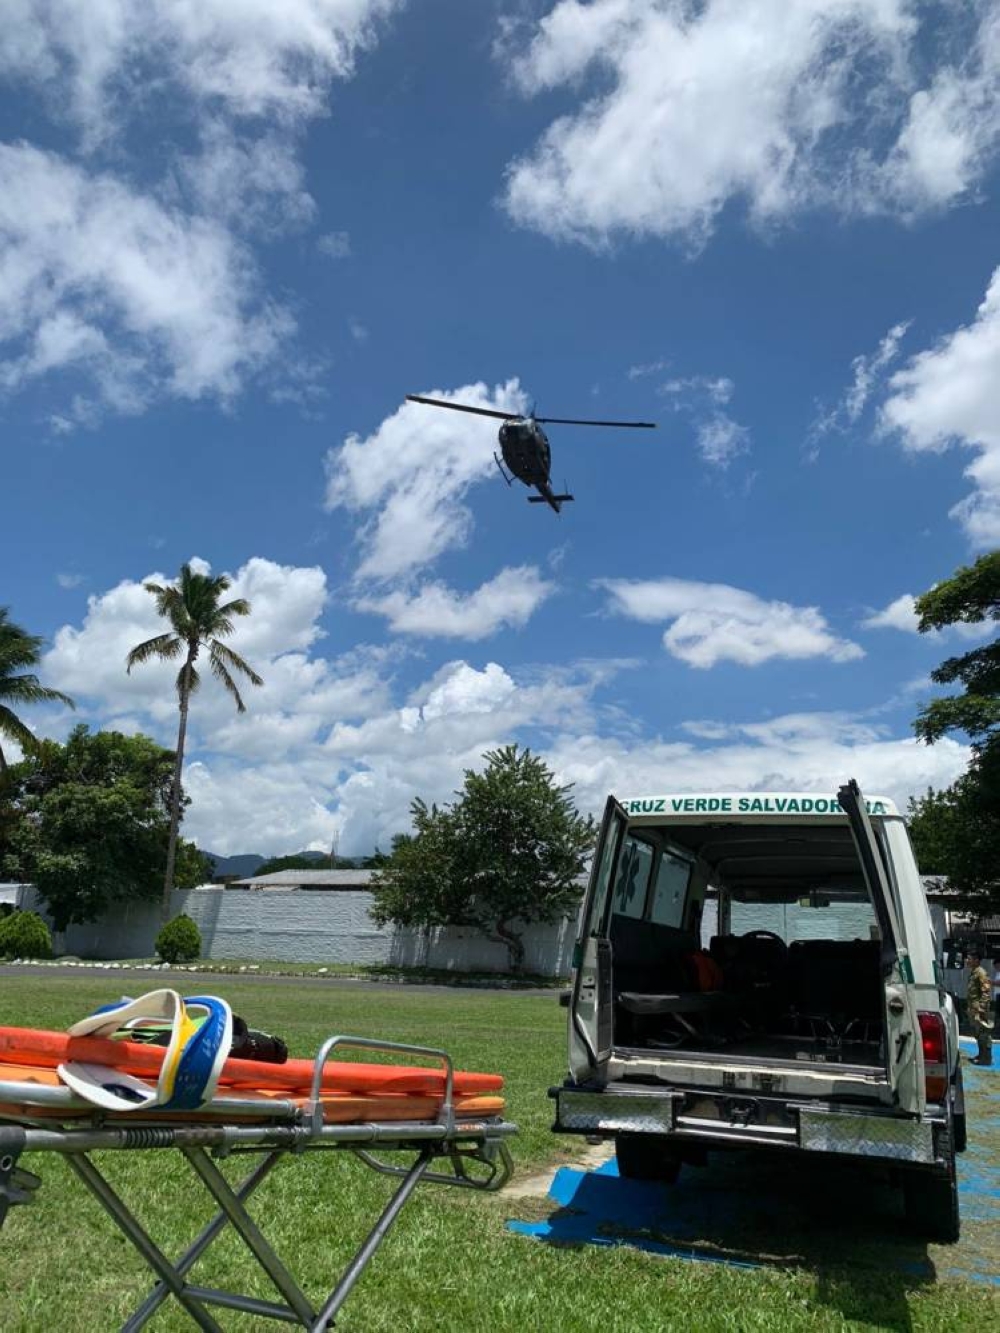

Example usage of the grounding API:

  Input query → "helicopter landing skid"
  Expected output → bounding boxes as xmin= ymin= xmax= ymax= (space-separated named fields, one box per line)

xmin=493 ymin=453 xmax=514 ymax=486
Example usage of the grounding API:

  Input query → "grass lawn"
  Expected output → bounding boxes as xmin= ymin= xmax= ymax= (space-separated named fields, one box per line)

xmin=0 ymin=974 xmax=996 ymax=1331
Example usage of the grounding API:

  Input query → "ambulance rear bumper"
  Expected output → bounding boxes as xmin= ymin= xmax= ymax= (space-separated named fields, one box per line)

xmin=551 ymin=1083 xmax=948 ymax=1167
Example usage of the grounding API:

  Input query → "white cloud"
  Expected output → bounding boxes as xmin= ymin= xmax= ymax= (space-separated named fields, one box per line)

xmin=597 ymin=576 xmax=864 ymax=668
xmin=843 ymin=321 xmax=912 ymax=422
xmin=318 ymin=230 xmax=352 ymax=258
xmin=861 ymin=591 xmax=993 ymax=639
xmin=43 ymin=556 xmax=334 ymax=740
xmin=324 ymin=381 xmax=528 ymax=581
xmin=55 ymin=572 xmax=86 ymax=589
xmin=696 ymin=413 xmax=750 ymax=469
xmin=882 ymin=6 xmax=1000 ymax=212
xmin=500 ymin=1 xmax=1000 ymax=247
xmin=0 ymin=2 xmax=403 ymax=417
xmin=0 ymin=1 xmax=401 ymax=143
xmin=177 ymin=122 xmax=317 ymax=235
xmin=861 ymin=593 xmax=920 ymax=632
xmin=808 ymin=320 xmax=911 ymax=454
xmin=881 ymin=264 xmax=1000 ymax=546
xmin=660 ymin=375 xmax=733 ymax=405
xmin=654 ymin=372 xmax=749 ymax=468
xmin=32 ymin=564 xmax=971 ymax=853
xmin=545 ymin=713 xmax=969 ymax=821
xmin=355 ymin=566 xmax=556 ymax=639
xmin=0 ymin=144 xmax=292 ymax=413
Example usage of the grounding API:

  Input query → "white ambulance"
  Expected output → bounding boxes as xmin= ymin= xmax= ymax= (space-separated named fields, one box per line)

xmin=554 ymin=781 xmax=964 ymax=1241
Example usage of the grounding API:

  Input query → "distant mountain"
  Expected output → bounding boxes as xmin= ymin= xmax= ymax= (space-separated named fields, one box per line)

xmin=203 ymin=852 xmax=266 ymax=878
xmin=202 ymin=849 xmax=339 ymax=879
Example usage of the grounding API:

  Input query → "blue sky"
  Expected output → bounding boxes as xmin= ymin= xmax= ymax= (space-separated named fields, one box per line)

xmin=2 ymin=0 xmax=998 ymax=855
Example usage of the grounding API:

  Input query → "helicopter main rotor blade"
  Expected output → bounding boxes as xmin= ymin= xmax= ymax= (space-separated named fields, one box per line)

xmin=534 ymin=417 xmax=657 ymax=428
xmin=406 ymin=394 xmax=517 ymax=421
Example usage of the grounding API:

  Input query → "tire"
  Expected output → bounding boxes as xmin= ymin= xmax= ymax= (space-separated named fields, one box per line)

xmin=614 ymin=1133 xmax=681 ymax=1183
xmin=952 ymin=1066 xmax=967 ymax=1154
xmin=953 ymin=1113 xmax=967 ymax=1155
xmin=903 ymin=1162 xmax=959 ymax=1244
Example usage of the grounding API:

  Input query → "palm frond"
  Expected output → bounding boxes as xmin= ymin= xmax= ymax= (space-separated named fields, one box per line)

xmin=216 ymin=598 xmax=252 ymax=620
xmin=126 ymin=633 xmax=182 ymax=672
xmin=208 ymin=653 xmax=247 ymax=712
xmin=0 ymin=609 xmax=46 ymax=673
xmin=0 ymin=704 xmax=40 ymax=752
xmin=210 ymin=639 xmax=264 ymax=687
xmin=0 ymin=672 xmax=75 ymax=709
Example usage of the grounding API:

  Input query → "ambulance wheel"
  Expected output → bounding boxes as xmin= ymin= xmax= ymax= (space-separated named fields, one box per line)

xmin=903 ymin=1162 xmax=959 ymax=1244
xmin=614 ymin=1134 xmax=681 ymax=1183
xmin=951 ymin=1067 xmax=967 ymax=1154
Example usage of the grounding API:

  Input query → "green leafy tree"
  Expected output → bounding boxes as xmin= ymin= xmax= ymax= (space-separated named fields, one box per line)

xmin=907 ymin=745 xmax=1000 ymax=910
xmin=0 ymin=608 xmax=74 ymax=776
xmin=914 ymin=550 xmax=1000 ymax=748
xmin=126 ymin=563 xmax=263 ymax=921
xmin=0 ymin=726 xmax=205 ymax=932
xmin=911 ymin=552 xmax=1000 ymax=907
xmin=174 ymin=842 xmax=216 ymax=888
xmin=371 ymin=746 xmax=595 ymax=974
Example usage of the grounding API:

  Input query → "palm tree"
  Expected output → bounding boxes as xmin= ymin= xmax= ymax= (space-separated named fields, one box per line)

xmin=126 ymin=563 xmax=263 ymax=921
xmin=0 ymin=608 xmax=74 ymax=776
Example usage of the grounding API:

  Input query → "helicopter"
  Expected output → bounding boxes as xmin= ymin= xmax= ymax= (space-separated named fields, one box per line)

xmin=405 ymin=394 xmax=656 ymax=512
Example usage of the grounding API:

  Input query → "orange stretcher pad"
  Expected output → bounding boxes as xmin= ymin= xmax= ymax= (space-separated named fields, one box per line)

xmin=0 ymin=1025 xmax=503 ymax=1094
xmin=0 ymin=1060 xmax=505 ymax=1124
xmin=0 ymin=1027 xmax=505 ymax=1125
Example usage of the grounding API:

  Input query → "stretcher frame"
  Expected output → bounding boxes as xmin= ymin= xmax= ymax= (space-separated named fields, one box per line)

xmin=0 ymin=1034 xmax=517 ymax=1330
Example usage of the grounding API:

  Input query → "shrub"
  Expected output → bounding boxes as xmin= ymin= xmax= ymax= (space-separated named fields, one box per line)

xmin=155 ymin=914 xmax=201 ymax=964
xmin=0 ymin=910 xmax=53 ymax=960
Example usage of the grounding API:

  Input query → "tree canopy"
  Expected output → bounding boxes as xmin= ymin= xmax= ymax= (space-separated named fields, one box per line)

xmin=0 ymin=726 xmax=209 ymax=932
xmin=0 ymin=607 xmax=74 ymax=775
xmin=370 ymin=745 xmax=595 ymax=973
xmin=914 ymin=550 xmax=1000 ymax=749
xmin=910 ymin=551 xmax=1000 ymax=908
xmin=126 ymin=562 xmax=262 ymax=919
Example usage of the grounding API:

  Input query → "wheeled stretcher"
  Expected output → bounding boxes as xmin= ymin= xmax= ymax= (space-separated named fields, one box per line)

xmin=0 ymin=1033 xmax=517 ymax=1330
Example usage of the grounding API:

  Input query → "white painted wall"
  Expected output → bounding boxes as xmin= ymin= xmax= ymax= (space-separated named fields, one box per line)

xmin=18 ymin=885 xmax=578 ymax=977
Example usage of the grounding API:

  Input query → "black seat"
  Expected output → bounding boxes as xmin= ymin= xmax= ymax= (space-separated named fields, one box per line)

xmin=788 ymin=940 xmax=882 ymax=1023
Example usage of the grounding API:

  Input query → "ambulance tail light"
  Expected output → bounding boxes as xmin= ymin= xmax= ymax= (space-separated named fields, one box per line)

xmin=918 ymin=1011 xmax=948 ymax=1103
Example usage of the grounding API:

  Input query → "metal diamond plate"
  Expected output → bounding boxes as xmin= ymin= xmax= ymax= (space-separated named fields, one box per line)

xmin=557 ymin=1091 xmax=676 ymax=1134
xmin=798 ymin=1109 xmax=935 ymax=1163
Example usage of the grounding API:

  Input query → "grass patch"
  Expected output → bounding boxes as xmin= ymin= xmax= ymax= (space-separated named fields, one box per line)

xmin=0 ymin=975 xmax=997 ymax=1331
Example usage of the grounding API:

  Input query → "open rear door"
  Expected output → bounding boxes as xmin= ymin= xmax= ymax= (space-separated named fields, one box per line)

xmin=568 ymin=796 xmax=628 ymax=1082
xmin=838 ymin=780 xmax=920 ymax=1112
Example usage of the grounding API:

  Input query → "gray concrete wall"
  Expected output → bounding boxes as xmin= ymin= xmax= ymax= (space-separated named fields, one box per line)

xmin=388 ymin=914 xmax=577 ymax=976
xmin=18 ymin=885 xmax=577 ymax=976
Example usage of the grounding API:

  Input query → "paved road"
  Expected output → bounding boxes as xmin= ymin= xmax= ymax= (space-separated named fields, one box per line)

xmin=0 ymin=963 xmax=557 ymax=998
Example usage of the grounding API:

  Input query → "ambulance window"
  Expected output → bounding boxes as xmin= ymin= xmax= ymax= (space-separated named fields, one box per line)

xmin=612 ymin=837 xmax=654 ymax=919
xmin=648 ymin=851 xmax=691 ymax=928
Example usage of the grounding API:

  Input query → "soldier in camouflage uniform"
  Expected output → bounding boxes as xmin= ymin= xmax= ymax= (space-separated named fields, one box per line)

xmin=966 ymin=949 xmax=994 ymax=1067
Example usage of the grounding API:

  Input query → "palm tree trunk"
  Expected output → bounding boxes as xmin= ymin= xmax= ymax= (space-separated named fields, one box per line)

xmin=162 ymin=661 xmax=193 ymax=923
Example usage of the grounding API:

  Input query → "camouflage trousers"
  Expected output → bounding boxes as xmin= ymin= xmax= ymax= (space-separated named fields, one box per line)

xmin=970 ymin=1012 xmax=994 ymax=1065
